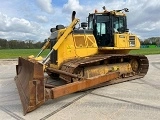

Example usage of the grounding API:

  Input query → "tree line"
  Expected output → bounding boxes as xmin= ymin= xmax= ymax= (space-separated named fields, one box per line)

xmin=0 ymin=37 xmax=160 ymax=49
xmin=0 ymin=38 xmax=47 ymax=49
xmin=140 ymin=37 xmax=160 ymax=45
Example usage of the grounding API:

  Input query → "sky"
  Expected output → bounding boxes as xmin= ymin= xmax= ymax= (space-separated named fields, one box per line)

xmin=0 ymin=0 xmax=160 ymax=41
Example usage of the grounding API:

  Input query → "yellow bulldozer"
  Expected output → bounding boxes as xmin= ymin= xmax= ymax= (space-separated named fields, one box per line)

xmin=15 ymin=7 xmax=149 ymax=115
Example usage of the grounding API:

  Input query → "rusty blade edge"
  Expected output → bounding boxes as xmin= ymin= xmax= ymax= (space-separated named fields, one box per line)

xmin=50 ymin=72 xmax=119 ymax=99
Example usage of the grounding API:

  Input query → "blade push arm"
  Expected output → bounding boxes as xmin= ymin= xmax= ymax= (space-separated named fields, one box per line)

xmin=42 ymin=18 xmax=79 ymax=64
xmin=52 ymin=18 xmax=79 ymax=50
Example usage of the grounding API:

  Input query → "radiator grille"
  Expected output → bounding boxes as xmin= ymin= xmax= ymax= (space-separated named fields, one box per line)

xmin=129 ymin=36 xmax=135 ymax=47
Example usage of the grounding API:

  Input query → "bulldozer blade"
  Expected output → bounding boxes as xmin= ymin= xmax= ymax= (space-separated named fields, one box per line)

xmin=15 ymin=57 xmax=45 ymax=115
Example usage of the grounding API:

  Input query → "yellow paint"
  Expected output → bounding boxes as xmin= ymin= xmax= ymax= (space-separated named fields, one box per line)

xmin=56 ymin=32 xmax=98 ymax=67
xmin=48 ymin=16 xmax=140 ymax=69
xmin=28 ymin=55 xmax=34 ymax=59
xmin=34 ymin=56 xmax=43 ymax=61
xmin=83 ymin=63 xmax=132 ymax=78
xmin=99 ymin=33 xmax=140 ymax=54
xmin=53 ymin=18 xmax=80 ymax=50
xmin=114 ymin=33 xmax=140 ymax=48
xmin=27 ymin=55 xmax=43 ymax=61
xmin=53 ymin=30 xmax=141 ymax=68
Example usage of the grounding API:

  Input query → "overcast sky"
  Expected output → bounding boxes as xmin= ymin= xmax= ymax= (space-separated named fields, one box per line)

xmin=0 ymin=0 xmax=160 ymax=41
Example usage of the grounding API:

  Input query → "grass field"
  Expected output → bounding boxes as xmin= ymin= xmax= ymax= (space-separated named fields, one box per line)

xmin=0 ymin=48 xmax=160 ymax=59
xmin=129 ymin=48 xmax=160 ymax=55
xmin=0 ymin=49 xmax=50 ymax=59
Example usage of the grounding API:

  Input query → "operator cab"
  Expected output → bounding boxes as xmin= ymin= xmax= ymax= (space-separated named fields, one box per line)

xmin=88 ymin=8 xmax=128 ymax=47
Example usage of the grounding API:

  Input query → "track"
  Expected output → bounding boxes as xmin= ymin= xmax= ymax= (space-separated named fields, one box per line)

xmin=59 ymin=54 xmax=149 ymax=84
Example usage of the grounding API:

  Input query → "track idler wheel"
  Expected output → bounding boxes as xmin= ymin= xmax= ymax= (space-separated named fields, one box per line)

xmin=130 ymin=59 xmax=139 ymax=72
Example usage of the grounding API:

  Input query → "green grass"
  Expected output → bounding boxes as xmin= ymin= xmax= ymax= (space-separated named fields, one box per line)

xmin=129 ymin=48 xmax=160 ymax=55
xmin=0 ymin=48 xmax=160 ymax=59
xmin=0 ymin=49 xmax=50 ymax=59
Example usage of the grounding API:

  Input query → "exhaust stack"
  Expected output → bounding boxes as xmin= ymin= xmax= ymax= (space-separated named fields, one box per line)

xmin=72 ymin=11 xmax=76 ymax=21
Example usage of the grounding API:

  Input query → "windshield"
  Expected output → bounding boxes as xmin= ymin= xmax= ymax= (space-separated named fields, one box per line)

xmin=96 ymin=15 xmax=109 ymax=35
xmin=113 ymin=16 xmax=126 ymax=33
xmin=97 ymin=23 xmax=106 ymax=34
